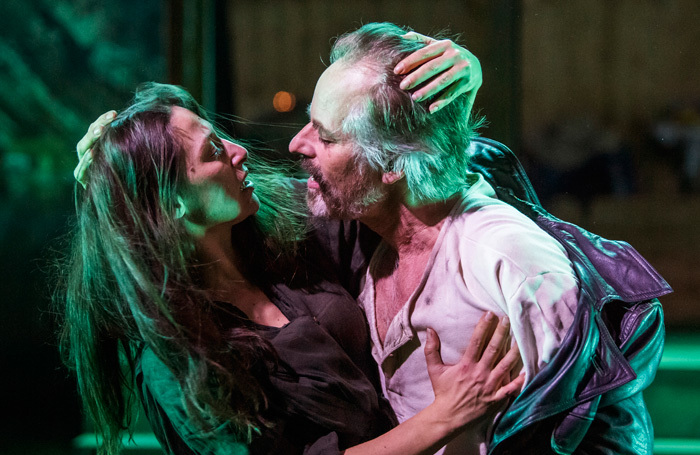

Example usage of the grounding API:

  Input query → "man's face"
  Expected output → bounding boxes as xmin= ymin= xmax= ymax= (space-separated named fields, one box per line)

xmin=289 ymin=62 xmax=386 ymax=220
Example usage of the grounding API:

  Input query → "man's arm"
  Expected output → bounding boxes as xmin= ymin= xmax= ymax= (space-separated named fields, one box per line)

xmin=454 ymin=191 xmax=579 ymax=379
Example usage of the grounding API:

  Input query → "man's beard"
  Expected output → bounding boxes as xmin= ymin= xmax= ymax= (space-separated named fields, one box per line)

xmin=302 ymin=158 xmax=385 ymax=220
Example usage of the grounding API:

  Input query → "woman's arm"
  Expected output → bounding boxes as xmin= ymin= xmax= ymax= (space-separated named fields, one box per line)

xmin=344 ymin=312 xmax=524 ymax=455
xmin=395 ymin=32 xmax=482 ymax=114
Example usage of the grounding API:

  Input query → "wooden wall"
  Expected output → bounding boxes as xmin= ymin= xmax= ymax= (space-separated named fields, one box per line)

xmin=214 ymin=0 xmax=700 ymax=326
xmin=222 ymin=0 xmax=520 ymax=147
xmin=521 ymin=0 xmax=700 ymax=135
xmin=219 ymin=0 xmax=700 ymax=143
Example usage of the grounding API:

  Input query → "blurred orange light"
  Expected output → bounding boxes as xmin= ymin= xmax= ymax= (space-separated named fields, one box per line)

xmin=273 ymin=91 xmax=296 ymax=113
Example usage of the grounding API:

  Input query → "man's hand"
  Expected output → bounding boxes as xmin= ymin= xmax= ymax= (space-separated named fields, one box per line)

xmin=74 ymin=110 xmax=116 ymax=188
xmin=424 ymin=312 xmax=525 ymax=432
xmin=395 ymin=32 xmax=482 ymax=114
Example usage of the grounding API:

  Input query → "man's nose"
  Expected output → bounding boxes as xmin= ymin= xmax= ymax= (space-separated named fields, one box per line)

xmin=289 ymin=123 xmax=315 ymax=157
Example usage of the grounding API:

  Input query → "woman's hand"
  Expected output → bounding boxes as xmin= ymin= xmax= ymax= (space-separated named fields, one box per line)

xmin=74 ymin=110 xmax=116 ymax=188
xmin=344 ymin=312 xmax=523 ymax=455
xmin=425 ymin=311 xmax=524 ymax=433
xmin=395 ymin=32 xmax=482 ymax=114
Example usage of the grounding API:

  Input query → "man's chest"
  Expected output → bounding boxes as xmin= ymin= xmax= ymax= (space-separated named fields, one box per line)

xmin=364 ymin=244 xmax=506 ymax=367
xmin=373 ymin=250 xmax=434 ymax=344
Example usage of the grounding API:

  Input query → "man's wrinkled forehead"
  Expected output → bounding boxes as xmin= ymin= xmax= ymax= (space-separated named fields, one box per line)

xmin=309 ymin=61 xmax=378 ymax=130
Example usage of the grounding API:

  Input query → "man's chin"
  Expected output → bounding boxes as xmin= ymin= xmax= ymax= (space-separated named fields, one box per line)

xmin=306 ymin=191 xmax=332 ymax=218
xmin=306 ymin=187 xmax=378 ymax=221
xmin=306 ymin=191 xmax=357 ymax=220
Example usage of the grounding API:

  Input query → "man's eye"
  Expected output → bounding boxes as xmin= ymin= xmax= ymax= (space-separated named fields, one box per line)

xmin=319 ymin=137 xmax=333 ymax=145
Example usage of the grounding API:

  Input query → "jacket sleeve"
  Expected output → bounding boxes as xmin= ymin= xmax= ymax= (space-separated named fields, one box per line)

xmin=138 ymin=349 xmax=249 ymax=455
xmin=138 ymin=348 xmax=353 ymax=455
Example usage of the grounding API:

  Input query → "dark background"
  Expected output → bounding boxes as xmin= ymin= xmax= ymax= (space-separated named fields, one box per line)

xmin=1 ymin=1 xmax=698 ymax=453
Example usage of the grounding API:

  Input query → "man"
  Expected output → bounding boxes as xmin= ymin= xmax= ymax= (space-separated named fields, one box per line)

xmin=289 ymin=22 xmax=579 ymax=454
xmin=289 ymin=22 xmax=670 ymax=454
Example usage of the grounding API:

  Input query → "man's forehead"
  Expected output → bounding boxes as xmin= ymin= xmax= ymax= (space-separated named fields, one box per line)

xmin=310 ymin=62 xmax=376 ymax=130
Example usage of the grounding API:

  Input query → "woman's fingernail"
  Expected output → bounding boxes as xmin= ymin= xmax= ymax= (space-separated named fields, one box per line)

xmin=107 ymin=111 xmax=116 ymax=119
xmin=501 ymin=316 xmax=510 ymax=328
xmin=400 ymin=78 xmax=410 ymax=89
xmin=93 ymin=126 xmax=103 ymax=136
xmin=394 ymin=63 xmax=404 ymax=74
xmin=485 ymin=311 xmax=496 ymax=321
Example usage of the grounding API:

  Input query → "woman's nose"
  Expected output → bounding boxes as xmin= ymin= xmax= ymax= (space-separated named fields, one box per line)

xmin=227 ymin=141 xmax=248 ymax=167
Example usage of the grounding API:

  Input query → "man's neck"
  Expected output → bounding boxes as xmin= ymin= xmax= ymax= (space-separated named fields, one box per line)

xmin=360 ymin=194 xmax=459 ymax=256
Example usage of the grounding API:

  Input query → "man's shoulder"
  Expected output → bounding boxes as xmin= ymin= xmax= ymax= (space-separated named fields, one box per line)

xmin=446 ymin=191 xmax=573 ymax=274
xmin=450 ymin=172 xmax=541 ymax=234
xmin=451 ymin=188 xmax=544 ymax=244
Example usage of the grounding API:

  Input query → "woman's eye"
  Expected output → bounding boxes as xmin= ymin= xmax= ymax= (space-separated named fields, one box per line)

xmin=210 ymin=140 xmax=224 ymax=157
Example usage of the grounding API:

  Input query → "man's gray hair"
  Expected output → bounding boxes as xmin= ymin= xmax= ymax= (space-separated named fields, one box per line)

xmin=330 ymin=22 xmax=482 ymax=203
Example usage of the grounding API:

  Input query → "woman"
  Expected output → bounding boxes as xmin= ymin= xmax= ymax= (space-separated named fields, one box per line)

xmin=60 ymin=40 xmax=523 ymax=455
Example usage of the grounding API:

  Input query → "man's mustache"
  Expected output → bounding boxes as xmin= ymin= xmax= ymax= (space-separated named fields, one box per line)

xmin=301 ymin=160 xmax=326 ymax=188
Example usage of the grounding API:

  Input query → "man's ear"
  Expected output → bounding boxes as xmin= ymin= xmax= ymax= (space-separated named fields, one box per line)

xmin=175 ymin=195 xmax=187 ymax=219
xmin=382 ymin=170 xmax=404 ymax=185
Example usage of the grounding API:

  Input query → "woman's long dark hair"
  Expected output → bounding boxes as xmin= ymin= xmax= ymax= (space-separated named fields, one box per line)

xmin=56 ymin=83 xmax=306 ymax=454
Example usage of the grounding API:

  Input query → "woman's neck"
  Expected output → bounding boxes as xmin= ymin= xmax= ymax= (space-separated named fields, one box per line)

xmin=194 ymin=223 xmax=288 ymax=327
xmin=194 ymin=223 xmax=251 ymax=296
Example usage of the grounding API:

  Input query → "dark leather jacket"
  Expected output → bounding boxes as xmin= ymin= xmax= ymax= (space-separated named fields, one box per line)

xmin=468 ymin=138 xmax=671 ymax=455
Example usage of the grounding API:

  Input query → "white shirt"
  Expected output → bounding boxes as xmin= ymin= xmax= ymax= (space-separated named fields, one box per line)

xmin=357 ymin=174 xmax=579 ymax=454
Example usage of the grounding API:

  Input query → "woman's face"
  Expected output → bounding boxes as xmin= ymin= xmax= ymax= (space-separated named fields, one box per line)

xmin=171 ymin=106 xmax=259 ymax=231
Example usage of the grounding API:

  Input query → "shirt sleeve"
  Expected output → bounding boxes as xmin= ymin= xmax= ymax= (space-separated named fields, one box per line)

xmin=486 ymin=215 xmax=579 ymax=380
xmin=138 ymin=349 xmax=249 ymax=455
xmin=458 ymin=200 xmax=580 ymax=381
xmin=505 ymin=271 xmax=579 ymax=378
